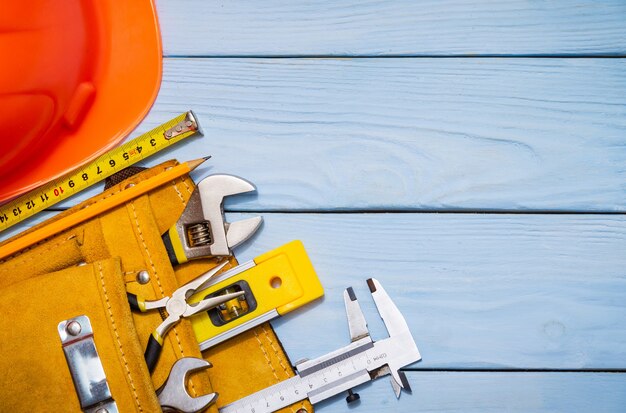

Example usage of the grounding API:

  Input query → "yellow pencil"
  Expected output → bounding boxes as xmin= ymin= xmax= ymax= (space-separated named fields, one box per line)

xmin=0 ymin=157 xmax=209 ymax=260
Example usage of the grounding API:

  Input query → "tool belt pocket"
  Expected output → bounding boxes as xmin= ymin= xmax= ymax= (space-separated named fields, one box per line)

xmin=0 ymin=161 xmax=311 ymax=413
xmin=0 ymin=257 xmax=161 ymax=412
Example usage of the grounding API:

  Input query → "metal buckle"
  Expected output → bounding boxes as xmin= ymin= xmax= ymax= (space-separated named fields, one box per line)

xmin=58 ymin=315 xmax=119 ymax=413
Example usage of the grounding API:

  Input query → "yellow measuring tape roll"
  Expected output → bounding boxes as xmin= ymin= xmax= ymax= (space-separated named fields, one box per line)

xmin=0 ymin=111 xmax=201 ymax=233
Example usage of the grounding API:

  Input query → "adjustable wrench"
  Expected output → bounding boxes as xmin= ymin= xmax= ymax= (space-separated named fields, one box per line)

xmin=162 ymin=174 xmax=263 ymax=265
xmin=158 ymin=357 xmax=218 ymax=413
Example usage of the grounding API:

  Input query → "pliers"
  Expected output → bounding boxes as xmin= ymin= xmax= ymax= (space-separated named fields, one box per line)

xmin=127 ymin=261 xmax=244 ymax=372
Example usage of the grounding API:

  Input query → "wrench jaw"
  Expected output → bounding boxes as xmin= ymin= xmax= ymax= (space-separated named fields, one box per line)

xmin=164 ymin=174 xmax=263 ymax=264
xmin=225 ymin=216 xmax=263 ymax=251
xmin=158 ymin=358 xmax=218 ymax=413
xmin=197 ymin=174 xmax=259 ymax=257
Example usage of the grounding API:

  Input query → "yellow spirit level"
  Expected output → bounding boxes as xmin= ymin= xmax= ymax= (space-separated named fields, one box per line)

xmin=190 ymin=240 xmax=324 ymax=350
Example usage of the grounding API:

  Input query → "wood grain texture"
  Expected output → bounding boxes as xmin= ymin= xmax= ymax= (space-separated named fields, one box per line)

xmin=60 ymin=58 xmax=626 ymax=211
xmin=157 ymin=1 xmax=626 ymax=56
xmin=231 ymin=213 xmax=626 ymax=370
xmin=314 ymin=372 xmax=626 ymax=413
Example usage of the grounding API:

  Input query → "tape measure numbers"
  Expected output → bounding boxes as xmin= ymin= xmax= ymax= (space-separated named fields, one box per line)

xmin=0 ymin=111 xmax=201 ymax=232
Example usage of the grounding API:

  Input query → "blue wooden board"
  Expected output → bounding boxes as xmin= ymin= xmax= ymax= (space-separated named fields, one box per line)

xmin=56 ymin=58 xmax=626 ymax=212
xmin=231 ymin=213 xmax=626 ymax=371
xmin=4 ymin=1 xmax=626 ymax=412
xmin=8 ymin=212 xmax=625 ymax=371
xmin=157 ymin=1 xmax=626 ymax=56
xmin=4 ymin=212 xmax=626 ymax=411
xmin=314 ymin=372 xmax=626 ymax=413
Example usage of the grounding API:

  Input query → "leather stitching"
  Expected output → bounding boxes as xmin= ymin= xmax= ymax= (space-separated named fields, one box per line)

xmin=253 ymin=326 xmax=297 ymax=413
xmin=180 ymin=176 xmax=194 ymax=194
xmin=98 ymin=261 xmax=143 ymax=412
xmin=0 ymin=234 xmax=76 ymax=264
xmin=129 ymin=201 xmax=197 ymax=396
xmin=171 ymin=179 xmax=186 ymax=203
xmin=253 ymin=327 xmax=280 ymax=381
xmin=261 ymin=325 xmax=291 ymax=379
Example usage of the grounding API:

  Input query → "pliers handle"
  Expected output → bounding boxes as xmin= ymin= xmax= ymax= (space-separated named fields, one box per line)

xmin=127 ymin=292 xmax=168 ymax=313
xmin=126 ymin=292 xmax=171 ymax=371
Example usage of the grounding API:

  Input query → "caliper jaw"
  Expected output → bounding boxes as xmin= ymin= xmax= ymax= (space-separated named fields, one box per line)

xmin=344 ymin=287 xmax=369 ymax=342
xmin=220 ymin=278 xmax=421 ymax=413
xmin=370 ymin=365 xmax=409 ymax=398
xmin=367 ymin=277 xmax=421 ymax=398
xmin=344 ymin=278 xmax=421 ymax=399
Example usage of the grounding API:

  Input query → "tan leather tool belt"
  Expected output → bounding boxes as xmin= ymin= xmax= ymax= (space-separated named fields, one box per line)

xmin=0 ymin=160 xmax=312 ymax=413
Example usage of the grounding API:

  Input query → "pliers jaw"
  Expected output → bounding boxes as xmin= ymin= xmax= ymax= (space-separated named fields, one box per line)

xmin=130 ymin=262 xmax=245 ymax=372
xmin=164 ymin=174 xmax=263 ymax=265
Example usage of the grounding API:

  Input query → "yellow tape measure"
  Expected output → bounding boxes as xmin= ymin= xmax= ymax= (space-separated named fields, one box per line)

xmin=0 ymin=111 xmax=201 ymax=232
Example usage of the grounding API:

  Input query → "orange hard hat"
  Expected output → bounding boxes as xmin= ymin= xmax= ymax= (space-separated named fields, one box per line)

xmin=0 ymin=0 xmax=162 ymax=203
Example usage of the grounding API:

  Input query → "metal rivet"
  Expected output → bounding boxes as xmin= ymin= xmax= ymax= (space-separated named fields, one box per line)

xmin=165 ymin=131 xmax=173 ymax=138
xmin=77 ymin=261 xmax=87 ymax=267
xmin=95 ymin=409 xmax=109 ymax=413
xmin=185 ymin=120 xmax=193 ymax=127
xmin=66 ymin=320 xmax=82 ymax=336
xmin=296 ymin=409 xmax=308 ymax=413
xmin=136 ymin=270 xmax=150 ymax=285
xmin=124 ymin=182 xmax=136 ymax=189
xmin=175 ymin=125 xmax=183 ymax=132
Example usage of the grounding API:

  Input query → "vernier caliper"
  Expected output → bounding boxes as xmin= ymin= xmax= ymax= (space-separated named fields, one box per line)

xmin=219 ymin=278 xmax=421 ymax=413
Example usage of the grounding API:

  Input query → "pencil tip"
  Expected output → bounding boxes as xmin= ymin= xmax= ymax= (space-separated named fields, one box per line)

xmin=188 ymin=156 xmax=211 ymax=171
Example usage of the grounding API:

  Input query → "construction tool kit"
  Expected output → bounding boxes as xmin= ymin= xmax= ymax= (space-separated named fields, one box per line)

xmin=0 ymin=111 xmax=421 ymax=412
xmin=0 ymin=2 xmax=422 ymax=407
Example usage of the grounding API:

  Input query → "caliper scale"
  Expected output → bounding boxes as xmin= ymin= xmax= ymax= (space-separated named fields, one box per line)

xmin=219 ymin=278 xmax=421 ymax=413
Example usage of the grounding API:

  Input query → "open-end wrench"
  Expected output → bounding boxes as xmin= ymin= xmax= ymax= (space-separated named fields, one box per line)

xmin=158 ymin=357 xmax=218 ymax=413
xmin=162 ymin=174 xmax=263 ymax=265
